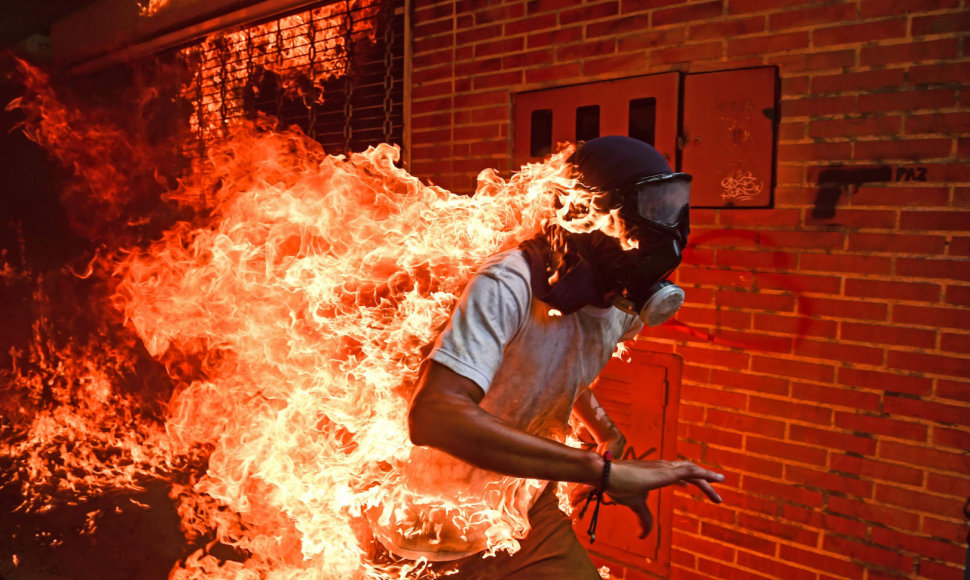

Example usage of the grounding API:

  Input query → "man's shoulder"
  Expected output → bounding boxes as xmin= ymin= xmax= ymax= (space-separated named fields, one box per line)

xmin=476 ymin=248 xmax=531 ymax=286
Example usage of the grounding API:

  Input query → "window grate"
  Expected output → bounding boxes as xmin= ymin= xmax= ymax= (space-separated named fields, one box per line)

xmin=175 ymin=0 xmax=404 ymax=160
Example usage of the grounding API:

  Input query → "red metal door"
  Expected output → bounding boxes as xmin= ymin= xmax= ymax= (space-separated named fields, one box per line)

xmin=513 ymin=72 xmax=681 ymax=169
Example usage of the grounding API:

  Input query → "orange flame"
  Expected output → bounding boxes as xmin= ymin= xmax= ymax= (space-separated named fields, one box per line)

xmin=4 ymin=57 xmax=630 ymax=578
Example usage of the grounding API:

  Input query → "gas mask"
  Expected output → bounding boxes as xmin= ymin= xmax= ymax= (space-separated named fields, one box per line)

xmin=608 ymin=172 xmax=691 ymax=326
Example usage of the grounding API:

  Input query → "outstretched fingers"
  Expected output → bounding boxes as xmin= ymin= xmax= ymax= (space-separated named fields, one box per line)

xmin=672 ymin=462 xmax=725 ymax=503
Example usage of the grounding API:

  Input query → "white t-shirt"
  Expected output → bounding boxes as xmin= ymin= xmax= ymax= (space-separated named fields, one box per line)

xmin=375 ymin=249 xmax=641 ymax=561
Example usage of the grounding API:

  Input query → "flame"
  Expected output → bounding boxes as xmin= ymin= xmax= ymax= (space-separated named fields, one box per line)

xmin=3 ymin=57 xmax=629 ymax=578
xmin=180 ymin=1 xmax=380 ymax=142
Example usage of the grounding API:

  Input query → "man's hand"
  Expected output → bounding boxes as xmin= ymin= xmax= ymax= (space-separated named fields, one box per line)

xmin=606 ymin=460 xmax=724 ymax=538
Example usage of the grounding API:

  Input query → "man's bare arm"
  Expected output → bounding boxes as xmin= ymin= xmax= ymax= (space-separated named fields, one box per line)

xmin=572 ymin=384 xmax=626 ymax=458
xmin=409 ymin=361 xmax=724 ymax=513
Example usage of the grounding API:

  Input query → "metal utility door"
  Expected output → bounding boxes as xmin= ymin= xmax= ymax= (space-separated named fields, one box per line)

xmin=574 ymin=348 xmax=682 ymax=578
xmin=681 ymin=66 xmax=778 ymax=208
xmin=512 ymin=72 xmax=681 ymax=170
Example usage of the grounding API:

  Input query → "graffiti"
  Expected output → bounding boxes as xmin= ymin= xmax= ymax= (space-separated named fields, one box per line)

xmin=720 ymin=170 xmax=763 ymax=202
xmin=895 ymin=166 xmax=928 ymax=182
xmin=812 ymin=165 xmax=893 ymax=219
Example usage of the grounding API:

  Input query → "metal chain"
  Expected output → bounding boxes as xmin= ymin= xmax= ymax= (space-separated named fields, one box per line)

xmin=245 ymin=28 xmax=255 ymax=118
xmin=381 ymin=4 xmax=394 ymax=144
xmin=218 ymin=37 xmax=229 ymax=129
xmin=306 ymin=9 xmax=318 ymax=139
xmin=342 ymin=0 xmax=354 ymax=154
xmin=195 ymin=47 xmax=206 ymax=160
xmin=275 ymin=19 xmax=284 ymax=120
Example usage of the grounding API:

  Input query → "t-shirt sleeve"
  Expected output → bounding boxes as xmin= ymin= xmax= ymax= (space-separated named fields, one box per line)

xmin=430 ymin=254 xmax=531 ymax=393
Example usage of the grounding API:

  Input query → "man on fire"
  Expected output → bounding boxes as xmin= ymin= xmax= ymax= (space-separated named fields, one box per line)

xmin=378 ymin=136 xmax=724 ymax=578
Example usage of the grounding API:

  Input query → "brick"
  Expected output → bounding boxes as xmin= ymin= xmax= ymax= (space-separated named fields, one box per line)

xmin=794 ymin=337 xmax=885 ymax=365
xmin=791 ymin=382 xmax=880 ymax=411
xmin=616 ymin=26 xmax=686 ymax=52
xmin=504 ymin=12 xmax=557 ymax=36
xmin=815 ymin=18 xmax=907 ymax=47
xmin=847 ymin=233 xmax=947 ymax=255
xmin=901 ymin=210 xmax=970 ymax=232
xmin=770 ymin=49 xmax=857 ymax=73
xmin=949 ymin=236 xmax=970 ymax=258
xmin=812 ymin=68 xmax=906 ymax=94
xmin=716 ymin=248 xmax=797 ymax=269
xmin=753 ymin=312 xmax=838 ymax=338
xmin=927 ymin=472 xmax=970 ymax=498
xmin=858 ymin=89 xmax=957 ymax=113
xmin=834 ymin=411 xmax=929 ymax=442
xmin=762 ymin=230 xmax=846 ymax=251
xmin=855 ymin=138 xmax=953 ymax=162
xmin=749 ymin=394 xmax=833 ymax=424
xmin=791 ymin=423 xmax=877 ymax=455
xmin=809 ymin=115 xmax=902 ymax=139
xmin=654 ymin=1 xmax=723 ymax=26
xmin=860 ymin=0 xmax=961 ymax=17
xmin=936 ymin=379 xmax=970 ymax=403
xmin=922 ymin=516 xmax=968 ymax=544
xmin=826 ymin=494 xmax=921 ymax=531
xmin=716 ymin=289 xmax=796 ymax=312
xmin=912 ymin=9 xmax=970 ymax=35
xmin=689 ymin=16 xmax=765 ymax=41
xmin=785 ymin=464 xmax=874 ymax=498
xmin=707 ymin=408 xmax=786 ymax=438
xmin=830 ymin=453 xmax=923 ymax=486
xmin=682 ymin=383 xmax=748 ymax=409
xmin=941 ymin=332 xmax=970 ymax=354
xmin=471 ymin=70 xmax=522 ymax=90
xmin=908 ymin=112 xmax=970 ymax=135
xmin=800 ymin=252 xmax=892 ymax=275
xmin=728 ymin=31 xmax=810 ymax=57
xmin=738 ymin=511 xmax=820 ymax=545
xmin=804 ymin=208 xmax=898 ymax=229
xmin=746 ymin=475 xmax=825 ymax=507
xmin=899 ymin=258 xmax=970 ymax=283
xmin=867 ymin=38 xmax=961 ymax=68
xmin=779 ymin=141 xmax=854 ymax=162
xmin=783 ymin=503 xmax=868 ymax=537
xmin=782 ymin=95 xmax=855 ymax=118
xmin=946 ymin=285 xmax=970 ymax=306
xmin=751 ymin=354 xmax=836 ymax=383
xmin=883 ymin=393 xmax=970 ymax=425
xmin=559 ymin=1 xmax=619 ymax=25
xmin=838 ymin=366 xmax=932 ymax=396
xmin=909 ymin=61 xmax=970 ymax=86
xmin=875 ymin=484 xmax=963 ymax=521
xmin=719 ymin=209 xmax=803 ymax=228
xmin=798 ymin=296 xmax=888 ymax=322
xmin=839 ymin=322 xmax=937 ymax=349
xmin=769 ymin=3 xmax=856 ymax=30
xmin=501 ymin=49 xmax=553 ymax=70
xmin=747 ymin=435 xmax=828 ymax=466
xmin=757 ymin=271 xmax=843 ymax=294
xmin=678 ymin=266 xmax=756 ymax=290
xmin=779 ymin=544 xmax=865 ymax=579
xmin=914 ymin=561 xmax=964 ymax=580
xmin=555 ymin=38 xmax=615 ymax=61
xmin=700 ymin=521 xmax=777 ymax=555
xmin=845 ymin=278 xmax=941 ymax=302
xmin=653 ymin=41 xmax=723 ymax=64
xmin=737 ymin=551 xmax=816 ymax=580
xmin=710 ymin=368 xmax=791 ymax=396
xmin=586 ymin=14 xmax=649 ymax=38
xmin=698 ymin=558 xmax=773 ymax=580
xmin=686 ymin=423 xmax=744 ymax=449
xmin=878 ymin=440 xmax=968 ymax=473
xmin=894 ymin=304 xmax=970 ymax=329
xmin=874 ymin=527 xmax=965 ymax=565
xmin=822 ymin=534 xmax=915 ymax=573
xmin=525 ymin=26 xmax=583 ymax=49
xmin=671 ymin=531 xmax=736 ymax=563
xmin=778 ymin=121 xmax=807 ymax=141
xmin=582 ymin=52 xmax=649 ymax=77
xmin=707 ymin=446 xmax=784 ymax=477
xmin=525 ymin=62 xmax=582 ymax=84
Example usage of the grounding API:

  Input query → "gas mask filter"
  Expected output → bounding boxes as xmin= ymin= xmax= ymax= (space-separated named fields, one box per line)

xmin=609 ymin=172 xmax=692 ymax=326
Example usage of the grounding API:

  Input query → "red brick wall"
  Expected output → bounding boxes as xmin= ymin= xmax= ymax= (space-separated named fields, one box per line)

xmin=408 ymin=1 xmax=970 ymax=579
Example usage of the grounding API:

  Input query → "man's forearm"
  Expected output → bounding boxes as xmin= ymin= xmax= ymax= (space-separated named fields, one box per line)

xmin=409 ymin=361 xmax=606 ymax=486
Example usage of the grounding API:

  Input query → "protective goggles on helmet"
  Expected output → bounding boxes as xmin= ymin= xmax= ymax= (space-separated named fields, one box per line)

xmin=629 ymin=172 xmax=692 ymax=227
